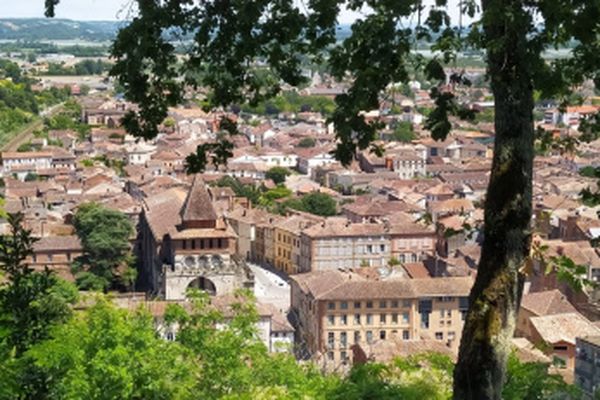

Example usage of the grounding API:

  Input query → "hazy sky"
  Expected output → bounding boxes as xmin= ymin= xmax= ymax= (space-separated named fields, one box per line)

xmin=1 ymin=0 xmax=366 ymax=22
xmin=1 ymin=0 xmax=135 ymax=20
xmin=2 ymin=0 xmax=470 ymax=24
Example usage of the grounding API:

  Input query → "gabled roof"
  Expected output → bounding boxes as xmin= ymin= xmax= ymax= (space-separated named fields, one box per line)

xmin=424 ymin=183 xmax=455 ymax=196
xmin=144 ymin=187 xmax=188 ymax=241
xmin=370 ymin=338 xmax=457 ymax=363
xmin=180 ymin=175 xmax=217 ymax=223
xmin=2 ymin=151 xmax=53 ymax=159
xmin=429 ymin=198 xmax=475 ymax=214
xmin=33 ymin=235 xmax=82 ymax=252
xmin=342 ymin=200 xmax=411 ymax=217
xmin=520 ymin=289 xmax=577 ymax=316
xmin=530 ymin=313 xmax=600 ymax=345
xmin=291 ymin=270 xmax=472 ymax=301
xmin=402 ymin=262 xmax=431 ymax=279
xmin=386 ymin=212 xmax=435 ymax=235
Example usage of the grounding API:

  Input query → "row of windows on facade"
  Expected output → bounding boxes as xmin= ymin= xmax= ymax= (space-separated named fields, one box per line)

xmin=313 ymin=236 xmax=389 ymax=243
xmin=327 ymin=329 xmax=408 ymax=350
xmin=327 ymin=312 xmax=410 ymax=326
xmin=418 ymin=311 xmax=465 ymax=329
xmin=277 ymin=248 xmax=292 ymax=258
xmin=307 ymin=238 xmax=433 ymax=256
xmin=32 ymin=253 xmax=72 ymax=263
xmin=276 ymin=260 xmax=291 ymax=271
xmin=325 ymin=329 xmax=457 ymax=353
xmin=277 ymin=233 xmax=299 ymax=247
xmin=315 ymin=244 xmax=387 ymax=255
xmin=272 ymin=332 xmax=293 ymax=338
xmin=327 ymin=309 xmax=457 ymax=327
xmin=320 ymin=249 xmax=425 ymax=266
xmin=327 ymin=297 xmax=461 ymax=311
xmin=180 ymin=238 xmax=226 ymax=250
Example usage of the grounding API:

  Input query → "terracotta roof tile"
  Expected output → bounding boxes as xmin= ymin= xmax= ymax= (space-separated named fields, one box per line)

xmin=530 ymin=313 xmax=600 ymax=344
xmin=520 ymin=289 xmax=577 ymax=316
xmin=144 ymin=187 xmax=188 ymax=240
xmin=402 ymin=262 xmax=431 ymax=279
xmin=291 ymin=270 xmax=472 ymax=301
xmin=301 ymin=221 xmax=387 ymax=239
xmin=33 ymin=235 xmax=81 ymax=252
xmin=370 ymin=338 xmax=457 ymax=363
xmin=180 ymin=175 xmax=218 ymax=223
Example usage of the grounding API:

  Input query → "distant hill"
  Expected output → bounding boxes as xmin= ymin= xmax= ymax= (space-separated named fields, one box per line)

xmin=0 ymin=19 xmax=120 ymax=41
xmin=0 ymin=18 xmax=358 ymax=43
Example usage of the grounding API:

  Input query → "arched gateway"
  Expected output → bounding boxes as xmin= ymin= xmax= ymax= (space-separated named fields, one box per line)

xmin=140 ymin=175 xmax=254 ymax=300
xmin=186 ymin=276 xmax=217 ymax=296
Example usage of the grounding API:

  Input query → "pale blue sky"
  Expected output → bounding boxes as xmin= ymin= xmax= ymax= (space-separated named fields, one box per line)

xmin=2 ymin=0 xmax=470 ymax=24
xmin=1 ymin=0 xmax=136 ymax=20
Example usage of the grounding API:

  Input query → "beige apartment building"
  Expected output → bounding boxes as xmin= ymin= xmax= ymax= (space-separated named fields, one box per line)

xmin=290 ymin=270 xmax=472 ymax=365
xmin=298 ymin=220 xmax=392 ymax=273
xmin=274 ymin=214 xmax=322 ymax=274
xmin=226 ymin=207 xmax=271 ymax=262
xmin=386 ymin=213 xmax=436 ymax=263
xmin=255 ymin=216 xmax=282 ymax=267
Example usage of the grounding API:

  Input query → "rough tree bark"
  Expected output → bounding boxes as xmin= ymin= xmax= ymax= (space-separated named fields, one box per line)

xmin=453 ymin=0 xmax=534 ymax=398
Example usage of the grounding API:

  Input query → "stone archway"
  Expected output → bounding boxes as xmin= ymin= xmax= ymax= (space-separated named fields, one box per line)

xmin=186 ymin=276 xmax=217 ymax=296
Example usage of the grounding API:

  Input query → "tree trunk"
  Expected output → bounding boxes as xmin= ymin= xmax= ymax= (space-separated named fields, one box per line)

xmin=453 ymin=0 xmax=534 ymax=398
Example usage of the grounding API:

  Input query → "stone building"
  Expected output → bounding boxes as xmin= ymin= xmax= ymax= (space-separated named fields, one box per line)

xmin=274 ymin=214 xmax=323 ymax=274
xmin=226 ymin=207 xmax=271 ymax=262
xmin=527 ymin=313 xmax=600 ymax=370
xmin=138 ymin=176 xmax=253 ymax=300
xmin=290 ymin=270 xmax=472 ymax=365
xmin=27 ymin=235 xmax=83 ymax=281
xmin=386 ymin=153 xmax=426 ymax=179
xmin=298 ymin=220 xmax=392 ymax=273
xmin=385 ymin=213 xmax=436 ymax=263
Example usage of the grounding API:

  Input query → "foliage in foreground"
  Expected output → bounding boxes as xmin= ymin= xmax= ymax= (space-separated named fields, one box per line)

xmin=14 ymin=291 xmax=580 ymax=400
xmin=0 ymin=212 xmax=581 ymax=399
xmin=0 ymin=213 xmax=78 ymax=398
xmin=28 ymin=298 xmax=196 ymax=400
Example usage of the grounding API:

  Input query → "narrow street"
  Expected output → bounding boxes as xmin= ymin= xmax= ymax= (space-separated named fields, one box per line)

xmin=248 ymin=262 xmax=290 ymax=314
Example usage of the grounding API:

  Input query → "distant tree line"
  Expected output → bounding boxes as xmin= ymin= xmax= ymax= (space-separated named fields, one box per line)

xmin=0 ymin=60 xmax=70 ymax=135
xmin=41 ymin=59 xmax=112 ymax=76
xmin=239 ymin=91 xmax=336 ymax=116
xmin=0 ymin=41 xmax=109 ymax=58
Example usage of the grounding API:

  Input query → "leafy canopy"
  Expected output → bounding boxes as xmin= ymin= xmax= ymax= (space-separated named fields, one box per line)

xmin=265 ymin=166 xmax=291 ymax=185
xmin=27 ymin=297 xmax=196 ymax=400
xmin=0 ymin=213 xmax=78 ymax=399
xmin=72 ymin=203 xmax=135 ymax=291
xmin=297 ymin=191 xmax=338 ymax=216
xmin=392 ymin=121 xmax=417 ymax=143
xmin=0 ymin=225 xmax=579 ymax=400
xmin=297 ymin=137 xmax=317 ymax=148
xmin=0 ymin=213 xmax=77 ymax=357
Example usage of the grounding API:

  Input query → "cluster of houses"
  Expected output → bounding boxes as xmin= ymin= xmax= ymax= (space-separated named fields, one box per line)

xmin=0 ymin=80 xmax=599 ymax=388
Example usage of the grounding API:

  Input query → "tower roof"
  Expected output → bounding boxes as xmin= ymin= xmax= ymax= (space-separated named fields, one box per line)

xmin=180 ymin=175 xmax=218 ymax=224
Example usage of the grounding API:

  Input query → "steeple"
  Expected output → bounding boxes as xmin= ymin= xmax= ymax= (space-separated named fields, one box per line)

xmin=180 ymin=175 xmax=218 ymax=229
